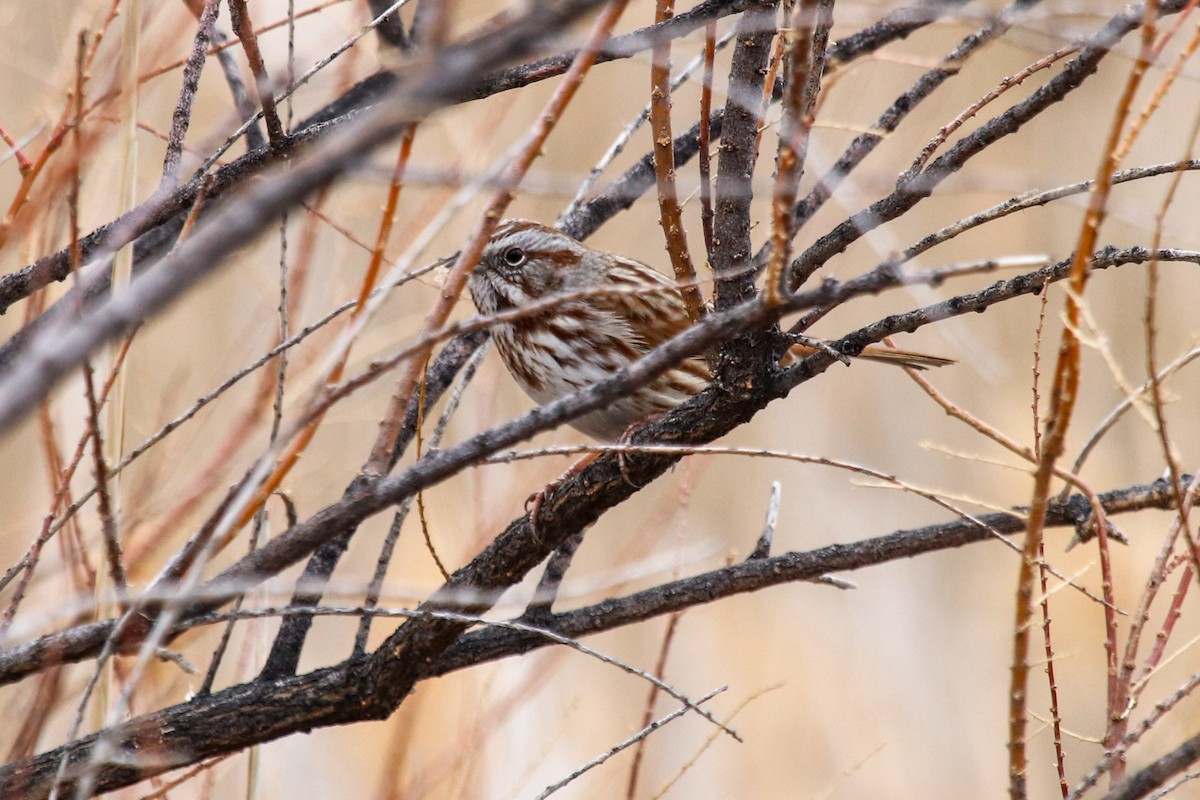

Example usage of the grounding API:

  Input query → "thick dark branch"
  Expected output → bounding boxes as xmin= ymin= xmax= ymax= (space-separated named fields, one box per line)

xmin=709 ymin=0 xmax=774 ymax=311
xmin=0 ymin=474 xmax=1188 ymax=798
xmin=367 ymin=0 xmax=410 ymax=51
xmin=432 ymin=474 xmax=1193 ymax=673
xmin=824 ymin=0 xmax=972 ymax=63
xmin=1102 ymin=727 xmax=1200 ymax=800
xmin=818 ymin=246 xmax=1193 ymax=370
xmin=706 ymin=0 xmax=788 ymax=393
xmin=0 ymin=661 xmax=369 ymax=799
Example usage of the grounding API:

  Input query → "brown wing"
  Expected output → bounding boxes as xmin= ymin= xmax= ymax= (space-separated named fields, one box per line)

xmin=593 ymin=256 xmax=713 ymax=382
xmin=594 ymin=256 xmax=951 ymax=375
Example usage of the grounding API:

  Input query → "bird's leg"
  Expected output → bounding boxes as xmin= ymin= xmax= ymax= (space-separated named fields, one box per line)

xmin=613 ymin=413 xmax=661 ymax=489
xmin=525 ymin=414 xmax=661 ymax=536
xmin=525 ymin=451 xmax=601 ymax=539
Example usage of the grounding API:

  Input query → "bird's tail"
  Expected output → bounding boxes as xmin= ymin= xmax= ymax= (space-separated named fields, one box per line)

xmin=787 ymin=341 xmax=954 ymax=371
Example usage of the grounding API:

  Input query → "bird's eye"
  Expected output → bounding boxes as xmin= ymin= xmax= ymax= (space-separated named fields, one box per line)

xmin=501 ymin=247 xmax=527 ymax=267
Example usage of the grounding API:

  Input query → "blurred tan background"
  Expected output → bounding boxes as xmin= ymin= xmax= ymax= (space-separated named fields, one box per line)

xmin=1 ymin=1 xmax=1199 ymax=798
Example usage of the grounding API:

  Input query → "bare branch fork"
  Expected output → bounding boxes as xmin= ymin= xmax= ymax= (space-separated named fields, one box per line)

xmin=2 ymin=0 xmax=1199 ymax=797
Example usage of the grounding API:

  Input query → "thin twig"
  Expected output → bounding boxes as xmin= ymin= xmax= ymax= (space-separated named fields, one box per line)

xmin=649 ymin=0 xmax=704 ymax=322
xmin=1009 ymin=5 xmax=1161 ymax=795
xmin=764 ymin=0 xmax=829 ymax=305
xmin=542 ymin=686 xmax=724 ymax=799
xmin=227 ymin=0 xmax=285 ymax=151
xmin=698 ymin=21 xmax=717 ymax=255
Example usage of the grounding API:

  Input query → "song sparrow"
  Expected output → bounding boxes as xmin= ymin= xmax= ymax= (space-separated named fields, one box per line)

xmin=468 ymin=219 xmax=950 ymax=442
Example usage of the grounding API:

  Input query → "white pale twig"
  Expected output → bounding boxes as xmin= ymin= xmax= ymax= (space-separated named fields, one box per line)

xmin=535 ymin=686 xmax=727 ymax=799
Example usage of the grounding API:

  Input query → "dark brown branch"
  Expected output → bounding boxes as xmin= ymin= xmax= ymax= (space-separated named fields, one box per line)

xmin=162 ymin=0 xmax=219 ymax=184
xmin=1102 ymin=727 xmax=1200 ymax=800
xmin=0 ymin=474 xmax=1189 ymax=798
xmin=709 ymin=0 xmax=774 ymax=312
xmin=706 ymin=0 xmax=787 ymax=396
xmin=432 ymin=475 xmax=1193 ymax=673
xmin=814 ymin=246 xmax=1196 ymax=373
xmin=823 ymin=0 xmax=971 ymax=63
xmin=521 ymin=529 xmax=588 ymax=623
xmin=367 ymin=0 xmax=410 ymax=51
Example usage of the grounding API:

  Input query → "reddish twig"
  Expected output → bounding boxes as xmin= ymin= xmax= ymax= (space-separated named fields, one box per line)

xmin=649 ymin=0 xmax=704 ymax=323
xmin=697 ymin=21 xmax=716 ymax=256
xmin=625 ymin=610 xmax=683 ymax=799
xmin=906 ymin=44 xmax=1078 ymax=177
xmin=0 ymin=121 xmax=33 ymax=175
xmin=1104 ymin=35 xmax=1200 ymax=774
xmin=764 ymin=0 xmax=830 ymax=305
xmin=0 ymin=0 xmax=121 ymax=252
xmin=1008 ymin=5 xmax=1161 ymax=796
xmin=228 ymin=0 xmax=286 ymax=149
